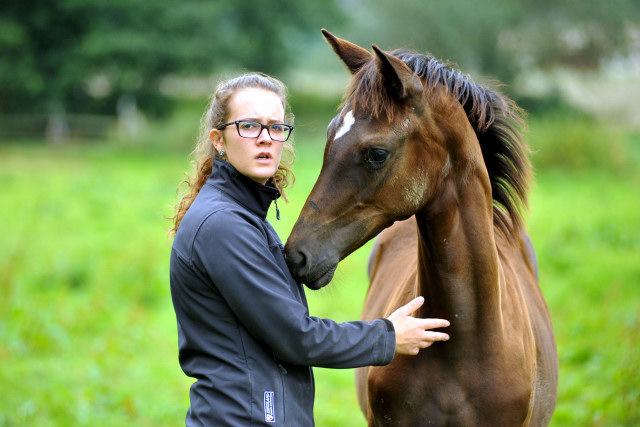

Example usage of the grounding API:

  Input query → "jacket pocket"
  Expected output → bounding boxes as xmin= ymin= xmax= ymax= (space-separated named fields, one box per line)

xmin=251 ymin=354 xmax=286 ymax=425
xmin=270 ymin=354 xmax=287 ymax=424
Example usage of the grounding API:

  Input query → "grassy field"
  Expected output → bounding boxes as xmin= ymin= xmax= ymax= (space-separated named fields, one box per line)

xmin=0 ymin=112 xmax=638 ymax=426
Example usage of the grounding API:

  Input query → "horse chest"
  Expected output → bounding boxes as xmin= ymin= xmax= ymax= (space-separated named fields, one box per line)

xmin=367 ymin=356 xmax=533 ymax=426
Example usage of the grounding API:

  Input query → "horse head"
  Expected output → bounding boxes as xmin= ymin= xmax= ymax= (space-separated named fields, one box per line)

xmin=285 ymin=30 xmax=468 ymax=289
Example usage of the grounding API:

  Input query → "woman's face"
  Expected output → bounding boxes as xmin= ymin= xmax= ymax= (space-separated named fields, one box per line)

xmin=210 ymin=88 xmax=286 ymax=185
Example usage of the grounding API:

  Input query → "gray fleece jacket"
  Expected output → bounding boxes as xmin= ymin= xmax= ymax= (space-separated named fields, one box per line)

xmin=170 ymin=160 xmax=395 ymax=426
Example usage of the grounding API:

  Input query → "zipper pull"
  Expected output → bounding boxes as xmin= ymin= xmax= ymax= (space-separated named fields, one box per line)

xmin=274 ymin=198 xmax=280 ymax=220
xmin=273 ymin=353 xmax=287 ymax=374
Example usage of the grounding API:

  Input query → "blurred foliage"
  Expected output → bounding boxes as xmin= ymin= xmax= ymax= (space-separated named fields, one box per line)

xmin=527 ymin=110 xmax=640 ymax=176
xmin=336 ymin=0 xmax=640 ymax=90
xmin=0 ymin=0 xmax=344 ymax=116
xmin=2 ymin=0 xmax=638 ymax=119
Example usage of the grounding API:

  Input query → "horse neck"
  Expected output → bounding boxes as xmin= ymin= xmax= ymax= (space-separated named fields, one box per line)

xmin=415 ymin=119 xmax=504 ymax=340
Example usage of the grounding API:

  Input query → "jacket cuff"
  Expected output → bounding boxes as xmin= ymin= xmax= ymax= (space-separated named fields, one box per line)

xmin=374 ymin=318 xmax=396 ymax=365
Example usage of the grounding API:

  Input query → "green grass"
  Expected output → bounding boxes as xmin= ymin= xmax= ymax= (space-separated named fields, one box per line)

xmin=528 ymin=171 xmax=640 ymax=426
xmin=0 ymin=115 xmax=638 ymax=426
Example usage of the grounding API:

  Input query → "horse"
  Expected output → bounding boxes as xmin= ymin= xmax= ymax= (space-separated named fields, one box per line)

xmin=284 ymin=30 xmax=558 ymax=426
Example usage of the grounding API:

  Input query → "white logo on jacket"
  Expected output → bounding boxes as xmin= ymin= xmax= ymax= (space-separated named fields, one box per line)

xmin=264 ymin=391 xmax=275 ymax=423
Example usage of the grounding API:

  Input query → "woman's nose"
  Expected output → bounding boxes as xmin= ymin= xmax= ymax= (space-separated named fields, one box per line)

xmin=256 ymin=127 xmax=272 ymax=143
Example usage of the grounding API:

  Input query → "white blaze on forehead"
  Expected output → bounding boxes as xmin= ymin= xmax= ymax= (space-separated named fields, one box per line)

xmin=334 ymin=110 xmax=355 ymax=140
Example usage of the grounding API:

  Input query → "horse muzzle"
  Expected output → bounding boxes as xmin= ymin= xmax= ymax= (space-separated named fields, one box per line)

xmin=284 ymin=243 xmax=339 ymax=290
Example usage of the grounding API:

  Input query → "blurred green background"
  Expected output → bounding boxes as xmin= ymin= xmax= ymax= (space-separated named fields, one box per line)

xmin=1 ymin=1 xmax=639 ymax=426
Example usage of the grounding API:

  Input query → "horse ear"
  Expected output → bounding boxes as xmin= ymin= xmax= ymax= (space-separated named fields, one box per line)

xmin=372 ymin=44 xmax=422 ymax=102
xmin=322 ymin=29 xmax=371 ymax=74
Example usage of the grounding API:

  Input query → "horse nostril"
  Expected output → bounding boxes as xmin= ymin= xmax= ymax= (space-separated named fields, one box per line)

xmin=284 ymin=245 xmax=307 ymax=270
xmin=287 ymin=247 xmax=314 ymax=284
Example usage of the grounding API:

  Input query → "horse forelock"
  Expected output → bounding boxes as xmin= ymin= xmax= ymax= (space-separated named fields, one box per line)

xmin=344 ymin=61 xmax=402 ymax=122
xmin=344 ymin=49 xmax=531 ymax=235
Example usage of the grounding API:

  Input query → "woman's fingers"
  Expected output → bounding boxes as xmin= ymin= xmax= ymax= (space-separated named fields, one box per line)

xmin=420 ymin=331 xmax=451 ymax=347
xmin=388 ymin=296 xmax=425 ymax=320
xmin=420 ymin=318 xmax=451 ymax=330
xmin=388 ymin=296 xmax=451 ymax=355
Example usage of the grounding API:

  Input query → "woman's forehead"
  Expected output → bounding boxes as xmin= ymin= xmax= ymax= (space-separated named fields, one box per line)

xmin=228 ymin=88 xmax=284 ymax=120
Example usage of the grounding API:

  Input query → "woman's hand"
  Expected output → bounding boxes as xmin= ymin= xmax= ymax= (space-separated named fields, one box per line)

xmin=388 ymin=296 xmax=450 ymax=355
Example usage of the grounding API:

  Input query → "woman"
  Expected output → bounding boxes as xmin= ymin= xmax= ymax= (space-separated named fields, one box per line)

xmin=169 ymin=73 xmax=450 ymax=426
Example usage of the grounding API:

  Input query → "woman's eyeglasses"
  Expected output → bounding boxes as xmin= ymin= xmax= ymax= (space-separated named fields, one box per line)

xmin=217 ymin=120 xmax=293 ymax=142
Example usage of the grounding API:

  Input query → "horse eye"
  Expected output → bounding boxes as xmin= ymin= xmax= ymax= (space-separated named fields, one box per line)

xmin=364 ymin=148 xmax=390 ymax=167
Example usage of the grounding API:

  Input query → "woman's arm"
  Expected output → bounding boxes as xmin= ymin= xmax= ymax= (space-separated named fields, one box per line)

xmin=193 ymin=210 xmax=395 ymax=368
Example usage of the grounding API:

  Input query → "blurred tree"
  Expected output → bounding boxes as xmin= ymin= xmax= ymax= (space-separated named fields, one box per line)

xmin=0 ymin=0 xmax=344 ymax=116
xmin=336 ymin=0 xmax=640 ymax=88
xmin=335 ymin=0 xmax=521 ymax=82
xmin=502 ymin=0 xmax=640 ymax=70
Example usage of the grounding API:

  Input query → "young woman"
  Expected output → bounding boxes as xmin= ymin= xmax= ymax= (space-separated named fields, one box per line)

xmin=169 ymin=73 xmax=450 ymax=426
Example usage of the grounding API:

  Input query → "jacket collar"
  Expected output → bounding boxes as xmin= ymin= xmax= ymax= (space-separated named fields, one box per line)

xmin=207 ymin=159 xmax=280 ymax=220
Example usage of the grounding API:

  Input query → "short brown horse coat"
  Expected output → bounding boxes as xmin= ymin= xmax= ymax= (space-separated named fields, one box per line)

xmin=285 ymin=30 xmax=558 ymax=426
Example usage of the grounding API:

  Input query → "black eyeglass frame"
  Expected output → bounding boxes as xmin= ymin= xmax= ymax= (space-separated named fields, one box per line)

xmin=216 ymin=120 xmax=294 ymax=142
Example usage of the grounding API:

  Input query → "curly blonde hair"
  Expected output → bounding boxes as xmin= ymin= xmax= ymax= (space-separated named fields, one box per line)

xmin=169 ymin=73 xmax=295 ymax=237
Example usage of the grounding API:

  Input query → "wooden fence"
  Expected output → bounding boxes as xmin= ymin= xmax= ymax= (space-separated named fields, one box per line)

xmin=0 ymin=114 xmax=117 ymax=141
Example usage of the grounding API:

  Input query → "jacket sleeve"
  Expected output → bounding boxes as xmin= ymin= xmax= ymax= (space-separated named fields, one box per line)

xmin=192 ymin=210 xmax=395 ymax=368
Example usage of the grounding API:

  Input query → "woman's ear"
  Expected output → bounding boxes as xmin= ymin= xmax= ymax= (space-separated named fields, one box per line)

xmin=210 ymin=128 xmax=224 ymax=153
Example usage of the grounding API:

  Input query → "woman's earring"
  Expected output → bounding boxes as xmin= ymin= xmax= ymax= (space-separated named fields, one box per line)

xmin=219 ymin=150 xmax=226 ymax=157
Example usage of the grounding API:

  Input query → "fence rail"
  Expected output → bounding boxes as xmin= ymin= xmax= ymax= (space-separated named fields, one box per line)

xmin=0 ymin=114 xmax=117 ymax=141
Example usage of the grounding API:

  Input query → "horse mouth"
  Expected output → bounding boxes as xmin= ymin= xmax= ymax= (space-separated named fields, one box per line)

xmin=305 ymin=265 xmax=337 ymax=290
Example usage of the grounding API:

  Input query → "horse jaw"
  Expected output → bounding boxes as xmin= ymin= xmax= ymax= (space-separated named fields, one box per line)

xmin=305 ymin=265 xmax=337 ymax=291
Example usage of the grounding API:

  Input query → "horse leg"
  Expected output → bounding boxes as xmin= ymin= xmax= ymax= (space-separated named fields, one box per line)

xmin=355 ymin=366 xmax=370 ymax=419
